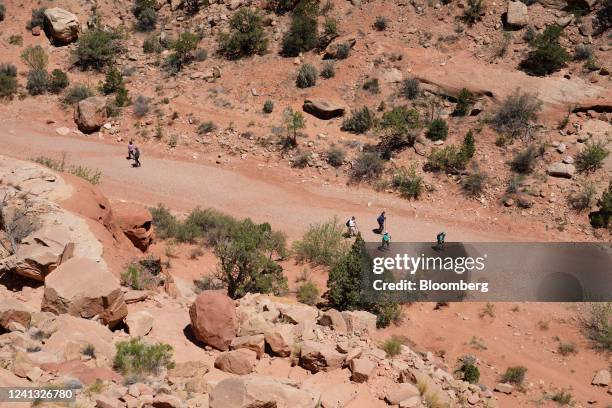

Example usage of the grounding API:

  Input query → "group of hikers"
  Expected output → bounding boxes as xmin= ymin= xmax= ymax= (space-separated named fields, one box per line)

xmin=127 ymin=140 xmax=141 ymax=167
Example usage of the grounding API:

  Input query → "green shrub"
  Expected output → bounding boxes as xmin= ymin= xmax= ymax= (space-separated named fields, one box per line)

xmin=150 ymin=204 xmax=179 ymax=239
xmin=461 ymin=130 xmax=475 ymax=159
xmin=520 ymin=25 xmax=570 ymax=76
xmin=425 ymin=145 xmax=468 ymax=173
xmin=351 ymin=151 xmax=384 ymax=182
xmin=334 ymin=42 xmax=351 ymax=59
xmin=296 ymin=63 xmax=317 ymax=88
xmin=183 ymin=207 xmax=238 ymax=245
xmin=282 ymin=0 xmax=318 ymax=56
xmin=21 ymin=45 xmax=48 ymax=70
xmin=134 ymin=2 xmax=157 ymax=32
xmin=292 ymin=151 xmax=310 ymax=168
xmin=62 ymin=84 xmax=93 ymax=105
xmin=382 ymin=337 xmax=402 ymax=357
xmin=501 ymin=366 xmax=527 ymax=385
xmin=510 ymin=144 xmax=543 ymax=174
xmin=362 ymin=78 xmax=380 ymax=94
xmin=454 ymin=88 xmax=474 ymax=116
xmin=462 ymin=170 xmax=486 ymax=197
xmin=164 ymin=31 xmax=200 ymax=73
xmin=113 ymin=338 xmax=174 ymax=379
xmin=33 ymin=156 xmax=101 ymax=184
xmin=401 ymin=77 xmax=420 ymax=99
xmin=342 ymin=107 xmax=375 ymax=134
xmin=8 ymin=35 xmax=23 ymax=46
xmin=293 ymin=218 xmax=346 ymax=266
xmin=582 ymin=302 xmax=611 ymax=350
xmin=0 ymin=64 xmax=18 ymax=99
xmin=100 ymin=66 xmax=124 ymax=95
xmin=26 ymin=69 xmax=48 ymax=96
xmin=121 ymin=263 xmax=153 ymax=290
xmin=323 ymin=17 xmax=337 ymax=36
xmin=426 ymin=118 xmax=448 ymax=141
xmin=462 ymin=0 xmax=484 ymax=26
xmin=132 ymin=0 xmax=156 ymax=18
xmin=576 ymin=141 xmax=609 ymax=173
xmin=320 ymin=61 xmax=335 ymax=78
xmin=198 ymin=121 xmax=217 ymax=134
xmin=263 ymin=99 xmax=274 ymax=113
xmin=134 ymin=95 xmax=149 ymax=117
xmin=574 ymin=44 xmax=592 ymax=60
xmin=0 ymin=4 xmax=5 ymax=22
xmin=569 ymin=181 xmax=596 ymax=211
xmin=283 ymin=107 xmax=305 ymax=147
xmin=143 ymin=34 xmax=163 ymax=53
xmin=589 ymin=182 xmax=612 ymax=229
xmin=462 ymin=363 xmax=480 ymax=384
xmin=267 ymin=0 xmax=301 ymax=13
xmin=115 ymin=87 xmax=131 ymax=107
xmin=219 ymin=9 xmax=268 ymax=59
xmin=491 ymin=90 xmax=542 ymax=139
xmin=326 ymin=146 xmax=345 ymax=167
xmin=557 ymin=342 xmax=577 ymax=356
xmin=393 ymin=166 xmax=423 ymax=200
xmin=550 ymin=390 xmax=573 ymax=405
xmin=75 ymin=28 xmax=123 ymax=70
xmin=297 ymin=281 xmax=319 ymax=305
xmin=47 ymin=69 xmax=69 ymax=94
xmin=374 ymin=16 xmax=388 ymax=31
xmin=27 ymin=8 xmax=46 ymax=30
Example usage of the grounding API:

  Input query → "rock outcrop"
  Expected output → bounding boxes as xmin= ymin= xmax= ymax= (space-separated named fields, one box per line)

xmin=506 ymin=1 xmax=529 ymax=27
xmin=74 ymin=97 xmax=107 ymax=133
xmin=189 ymin=290 xmax=237 ymax=350
xmin=43 ymin=8 xmax=79 ymax=44
xmin=0 ymin=298 xmax=34 ymax=330
xmin=112 ymin=202 xmax=154 ymax=251
xmin=303 ymin=99 xmax=345 ymax=120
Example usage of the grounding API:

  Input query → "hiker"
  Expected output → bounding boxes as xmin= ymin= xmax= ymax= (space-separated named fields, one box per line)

xmin=346 ymin=216 xmax=358 ymax=237
xmin=436 ymin=232 xmax=446 ymax=250
xmin=376 ymin=211 xmax=386 ymax=234
xmin=381 ymin=231 xmax=391 ymax=249
xmin=133 ymin=147 xmax=141 ymax=167
xmin=127 ymin=140 xmax=135 ymax=160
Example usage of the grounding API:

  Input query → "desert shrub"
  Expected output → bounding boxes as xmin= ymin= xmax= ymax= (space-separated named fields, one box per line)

xmin=510 ymin=144 xmax=543 ymax=174
xmin=374 ymin=16 xmax=388 ymax=31
xmin=120 ymin=263 xmax=156 ymax=290
xmin=520 ymin=24 xmax=570 ymax=76
xmin=132 ymin=0 xmax=156 ymax=17
xmin=557 ymin=342 xmax=577 ymax=356
xmin=501 ymin=366 xmax=527 ymax=385
xmin=326 ymin=146 xmax=345 ymax=167
xmin=582 ymin=302 xmax=611 ymax=350
xmin=393 ymin=166 xmax=423 ymax=200
xmin=135 ymin=6 xmax=157 ymax=32
xmin=320 ymin=61 xmax=335 ymax=78
xmin=75 ymin=28 xmax=123 ymax=70
xmin=362 ymin=78 xmax=380 ymax=94
xmin=283 ymin=108 xmax=305 ymax=147
xmin=425 ymin=145 xmax=468 ymax=173
xmin=27 ymin=7 xmax=46 ymax=30
xmin=0 ymin=64 xmax=18 ymax=99
xmin=575 ymin=141 xmax=609 ymax=173
xmin=100 ymin=66 xmax=124 ymax=95
xmin=426 ymin=118 xmax=448 ymax=141
xmin=219 ymin=9 xmax=268 ymax=59
xmin=569 ymin=181 xmax=596 ymax=211
xmin=184 ymin=0 xmax=209 ymax=14
xmin=401 ymin=77 xmax=420 ymax=99
xmin=133 ymin=95 xmax=149 ymax=117
xmin=595 ymin=0 xmax=611 ymax=34
xmin=342 ymin=107 xmax=375 ymax=134
xmin=150 ymin=204 xmax=179 ymax=239
xmin=292 ymin=151 xmax=310 ymax=168
xmin=334 ymin=42 xmax=351 ymax=59
xmin=453 ymin=88 xmax=474 ymax=116
xmin=550 ymin=390 xmax=573 ymax=405
xmin=198 ymin=121 xmax=217 ymax=134
xmin=164 ymin=31 xmax=200 ymax=73
xmin=34 ymin=156 xmax=101 ymax=184
xmin=113 ymin=338 xmax=174 ymax=379
xmin=0 ymin=4 xmax=5 ymax=22
xmin=297 ymin=281 xmax=319 ymax=305
xmin=462 ymin=0 xmax=484 ymax=26
xmin=47 ymin=69 xmax=69 ymax=94
xmin=491 ymin=90 xmax=542 ymax=139
xmin=282 ymin=0 xmax=318 ymax=56
xmin=351 ymin=151 xmax=384 ymax=182
xmin=462 ymin=169 xmax=486 ymax=197
xmin=323 ymin=17 xmax=337 ymax=36
xmin=0 ymin=63 xmax=17 ymax=77
xmin=293 ymin=218 xmax=346 ymax=266
xmin=21 ymin=45 xmax=48 ymax=70
xmin=574 ymin=44 xmax=592 ymax=60
xmin=183 ymin=207 xmax=239 ymax=245
xmin=82 ymin=344 xmax=96 ymax=358
xmin=215 ymin=218 xmax=288 ymax=299
xmin=26 ymin=69 xmax=48 ymax=96
xmin=382 ymin=337 xmax=402 ymax=357
xmin=194 ymin=48 xmax=208 ymax=61
xmin=263 ymin=99 xmax=274 ymax=113
xmin=9 ymin=35 xmax=23 ymax=46
xmin=589 ymin=182 xmax=612 ymax=228
xmin=461 ymin=130 xmax=476 ymax=159
xmin=143 ymin=34 xmax=163 ymax=53
xmin=296 ymin=63 xmax=317 ymax=88
xmin=62 ymin=84 xmax=93 ymax=105
xmin=114 ymin=87 xmax=130 ymax=107
xmin=267 ymin=0 xmax=301 ymax=13
xmin=461 ymin=363 xmax=480 ymax=384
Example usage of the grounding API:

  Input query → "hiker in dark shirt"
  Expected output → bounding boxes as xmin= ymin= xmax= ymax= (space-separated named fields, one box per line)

xmin=133 ymin=147 xmax=141 ymax=167
xmin=376 ymin=211 xmax=386 ymax=234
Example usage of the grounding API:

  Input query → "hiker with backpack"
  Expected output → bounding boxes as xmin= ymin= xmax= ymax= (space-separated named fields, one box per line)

xmin=127 ymin=140 xmax=135 ymax=160
xmin=346 ymin=216 xmax=358 ymax=237
xmin=381 ymin=231 xmax=391 ymax=249
xmin=376 ymin=211 xmax=386 ymax=234
xmin=436 ymin=232 xmax=446 ymax=250
xmin=133 ymin=147 xmax=141 ymax=167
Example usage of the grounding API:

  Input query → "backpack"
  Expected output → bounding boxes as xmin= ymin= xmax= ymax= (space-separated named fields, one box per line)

xmin=346 ymin=219 xmax=351 ymax=227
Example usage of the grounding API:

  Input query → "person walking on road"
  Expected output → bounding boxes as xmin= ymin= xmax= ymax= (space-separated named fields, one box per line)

xmin=127 ymin=140 xmax=135 ymax=160
xmin=133 ymin=147 xmax=141 ymax=167
xmin=346 ymin=216 xmax=358 ymax=237
xmin=381 ymin=231 xmax=391 ymax=249
xmin=376 ymin=211 xmax=386 ymax=234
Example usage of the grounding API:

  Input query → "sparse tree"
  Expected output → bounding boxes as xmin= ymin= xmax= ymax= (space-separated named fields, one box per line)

xmin=283 ymin=108 xmax=305 ymax=147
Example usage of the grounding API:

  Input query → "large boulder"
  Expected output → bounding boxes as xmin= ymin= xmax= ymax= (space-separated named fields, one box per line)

xmin=349 ymin=358 xmax=375 ymax=383
xmin=264 ymin=324 xmax=295 ymax=357
xmin=209 ymin=376 xmax=320 ymax=408
xmin=125 ymin=310 xmax=154 ymax=337
xmin=112 ymin=202 xmax=154 ymax=251
xmin=303 ymin=99 xmax=345 ymax=120
xmin=230 ymin=334 xmax=265 ymax=358
xmin=0 ymin=299 xmax=34 ymax=330
xmin=547 ymin=162 xmax=576 ymax=178
xmin=189 ymin=290 xmax=237 ymax=351
xmin=43 ymin=8 xmax=80 ymax=44
xmin=300 ymin=341 xmax=345 ymax=373
xmin=318 ymin=309 xmax=347 ymax=333
xmin=341 ymin=310 xmax=377 ymax=335
xmin=74 ymin=97 xmax=107 ymax=133
xmin=214 ymin=349 xmax=257 ymax=375
xmin=506 ymin=1 xmax=529 ymax=27
xmin=41 ymin=257 xmax=127 ymax=327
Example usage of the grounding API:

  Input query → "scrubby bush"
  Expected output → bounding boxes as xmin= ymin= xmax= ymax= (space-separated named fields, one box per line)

xmin=113 ymin=338 xmax=174 ymax=379
xmin=326 ymin=146 xmax=345 ymax=167
xmin=283 ymin=107 xmax=305 ymax=147
xmin=292 ymin=151 xmax=310 ymax=168
xmin=569 ymin=181 xmax=596 ymax=211
xmin=133 ymin=0 xmax=157 ymax=32
xmin=393 ymin=166 xmax=423 ymax=200
xmin=550 ymin=390 xmax=573 ymax=405
xmin=558 ymin=342 xmax=577 ymax=356
xmin=198 ymin=121 xmax=217 ymax=134
xmin=401 ymin=77 xmax=420 ymax=99
xmin=374 ymin=16 xmax=388 ymax=31
xmin=281 ymin=0 xmax=318 ymax=57
xmin=362 ymin=78 xmax=380 ymax=94
xmin=351 ymin=151 xmax=384 ymax=181
xmin=297 ymin=281 xmax=319 ymax=305
xmin=26 ymin=68 xmax=48 ymax=95
xmin=293 ymin=218 xmax=346 ymax=266
xmin=382 ymin=337 xmax=402 ymax=357
xmin=462 ymin=363 xmax=480 ymax=384
xmin=164 ymin=31 xmax=200 ymax=74
xmin=100 ymin=66 xmax=124 ymax=95
xmin=320 ymin=61 xmax=335 ymax=78
xmin=342 ymin=107 xmax=375 ymax=134
xmin=461 ymin=130 xmax=475 ymax=159
xmin=47 ymin=69 xmax=69 ymax=94
xmin=27 ymin=8 xmax=46 ymax=30
xmin=0 ymin=4 xmax=5 ymax=22
xmin=133 ymin=95 xmax=149 ymax=118
xmin=219 ymin=9 xmax=268 ymax=59
xmin=377 ymin=107 xmax=420 ymax=158
xmin=75 ymin=28 xmax=123 ymax=70
xmin=491 ymin=90 xmax=542 ymax=139
xmin=425 ymin=145 xmax=468 ymax=173
xmin=263 ymin=99 xmax=274 ymax=113
xmin=426 ymin=118 xmax=448 ymax=141
xmin=323 ymin=17 xmax=337 ymax=36
xmin=296 ymin=63 xmax=317 ymax=88
xmin=132 ymin=0 xmax=156 ymax=18
xmin=9 ymin=35 xmax=23 ymax=46
xmin=462 ymin=169 xmax=486 ymax=197
xmin=462 ymin=0 xmax=484 ymax=26
xmin=21 ymin=45 xmax=48 ymax=70
xmin=0 ymin=63 xmax=18 ymax=99
xmin=267 ymin=0 xmax=301 ymax=13
xmin=582 ymin=302 xmax=611 ymax=350
xmin=121 ymin=263 xmax=157 ymax=290
xmin=143 ymin=34 xmax=163 ymax=53
xmin=576 ymin=141 xmax=609 ymax=173
xmin=150 ymin=204 xmax=179 ymax=239
xmin=510 ymin=144 xmax=543 ymax=174
xmin=62 ymin=84 xmax=93 ymax=105
xmin=589 ymin=182 xmax=612 ymax=229
xmin=334 ymin=42 xmax=351 ymax=59
xmin=574 ymin=44 xmax=592 ymax=61
xmin=520 ymin=24 xmax=570 ymax=76
xmin=454 ymin=88 xmax=474 ymax=116
xmin=501 ymin=366 xmax=527 ymax=385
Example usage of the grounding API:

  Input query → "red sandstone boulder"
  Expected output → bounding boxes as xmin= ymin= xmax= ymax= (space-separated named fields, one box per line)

xmin=112 ymin=202 xmax=154 ymax=251
xmin=189 ymin=290 xmax=237 ymax=351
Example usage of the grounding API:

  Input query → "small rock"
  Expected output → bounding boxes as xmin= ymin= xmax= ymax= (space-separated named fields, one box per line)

xmin=494 ymin=383 xmax=514 ymax=394
xmin=592 ymin=369 xmax=611 ymax=386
